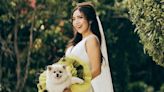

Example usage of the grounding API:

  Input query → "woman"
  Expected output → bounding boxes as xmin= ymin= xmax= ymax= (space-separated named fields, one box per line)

xmin=64 ymin=2 xmax=114 ymax=92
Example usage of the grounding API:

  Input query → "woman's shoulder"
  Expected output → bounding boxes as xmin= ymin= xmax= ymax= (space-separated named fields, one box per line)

xmin=86 ymin=34 xmax=100 ymax=44
xmin=85 ymin=34 xmax=100 ymax=48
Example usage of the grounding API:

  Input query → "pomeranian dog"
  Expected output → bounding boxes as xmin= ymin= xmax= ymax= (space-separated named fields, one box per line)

xmin=45 ymin=63 xmax=84 ymax=92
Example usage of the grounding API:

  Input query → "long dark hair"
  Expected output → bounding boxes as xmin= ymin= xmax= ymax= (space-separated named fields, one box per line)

xmin=67 ymin=4 xmax=101 ymax=47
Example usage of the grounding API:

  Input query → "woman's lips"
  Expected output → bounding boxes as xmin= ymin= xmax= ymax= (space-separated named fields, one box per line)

xmin=75 ymin=25 xmax=82 ymax=29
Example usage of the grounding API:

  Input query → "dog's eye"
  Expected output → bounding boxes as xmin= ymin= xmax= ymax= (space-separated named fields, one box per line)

xmin=59 ymin=71 xmax=62 ymax=73
xmin=54 ymin=71 xmax=56 ymax=73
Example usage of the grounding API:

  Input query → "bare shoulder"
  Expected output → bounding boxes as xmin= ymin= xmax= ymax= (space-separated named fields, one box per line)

xmin=86 ymin=35 xmax=100 ymax=48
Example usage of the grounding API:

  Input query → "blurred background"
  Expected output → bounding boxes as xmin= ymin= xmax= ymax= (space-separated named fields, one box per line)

xmin=0 ymin=0 xmax=164 ymax=92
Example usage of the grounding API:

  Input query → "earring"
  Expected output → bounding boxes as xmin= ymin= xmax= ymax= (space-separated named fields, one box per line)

xmin=89 ymin=21 xmax=92 ymax=24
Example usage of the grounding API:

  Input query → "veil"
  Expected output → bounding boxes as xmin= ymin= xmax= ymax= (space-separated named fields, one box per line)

xmin=90 ymin=16 xmax=114 ymax=92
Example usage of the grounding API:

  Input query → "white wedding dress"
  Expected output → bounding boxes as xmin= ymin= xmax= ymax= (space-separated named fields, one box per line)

xmin=65 ymin=34 xmax=114 ymax=92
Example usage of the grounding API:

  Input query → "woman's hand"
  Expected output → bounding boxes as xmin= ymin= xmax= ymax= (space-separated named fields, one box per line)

xmin=63 ymin=88 xmax=72 ymax=92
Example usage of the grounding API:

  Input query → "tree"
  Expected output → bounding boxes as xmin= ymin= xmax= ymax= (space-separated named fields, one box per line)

xmin=127 ymin=0 xmax=164 ymax=67
xmin=0 ymin=0 xmax=71 ymax=92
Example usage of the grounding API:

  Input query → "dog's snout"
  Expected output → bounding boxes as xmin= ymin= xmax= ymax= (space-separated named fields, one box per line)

xmin=56 ymin=74 xmax=59 ymax=77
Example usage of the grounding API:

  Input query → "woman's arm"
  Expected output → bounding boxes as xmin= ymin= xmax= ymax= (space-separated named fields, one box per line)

xmin=86 ymin=36 xmax=101 ymax=79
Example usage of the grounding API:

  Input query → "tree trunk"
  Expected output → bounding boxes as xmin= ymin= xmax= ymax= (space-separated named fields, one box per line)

xmin=18 ymin=9 xmax=36 ymax=92
xmin=14 ymin=16 xmax=21 ymax=92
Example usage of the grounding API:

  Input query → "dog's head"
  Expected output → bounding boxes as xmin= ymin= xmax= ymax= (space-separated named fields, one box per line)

xmin=46 ymin=64 xmax=68 ymax=83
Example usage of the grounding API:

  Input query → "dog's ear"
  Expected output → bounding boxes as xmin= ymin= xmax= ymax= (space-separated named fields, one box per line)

xmin=47 ymin=65 xmax=52 ymax=71
xmin=63 ymin=65 xmax=66 ymax=69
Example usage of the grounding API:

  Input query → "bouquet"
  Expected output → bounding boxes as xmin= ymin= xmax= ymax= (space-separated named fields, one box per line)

xmin=37 ymin=55 xmax=92 ymax=92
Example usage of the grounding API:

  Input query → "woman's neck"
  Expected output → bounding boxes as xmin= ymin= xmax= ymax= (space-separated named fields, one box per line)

xmin=82 ymin=30 xmax=93 ymax=39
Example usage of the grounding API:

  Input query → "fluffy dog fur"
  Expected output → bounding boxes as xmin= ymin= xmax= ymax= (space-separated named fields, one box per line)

xmin=45 ymin=64 xmax=84 ymax=92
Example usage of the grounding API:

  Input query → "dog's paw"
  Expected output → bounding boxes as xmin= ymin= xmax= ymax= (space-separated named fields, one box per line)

xmin=71 ymin=77 xmax=84 ymax=84
xmin=78 ymin=79 xmax=84 ymax=84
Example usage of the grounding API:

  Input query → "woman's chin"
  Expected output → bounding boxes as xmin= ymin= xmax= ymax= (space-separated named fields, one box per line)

xmin=77 ymin=31 xmax=83 ymax=34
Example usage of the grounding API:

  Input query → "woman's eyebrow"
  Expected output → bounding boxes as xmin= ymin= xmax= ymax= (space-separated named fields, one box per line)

xmin=73 ymin=13 xmax=83 ymax=17
xmin=74 ymin=15 xmax=80 ymax=17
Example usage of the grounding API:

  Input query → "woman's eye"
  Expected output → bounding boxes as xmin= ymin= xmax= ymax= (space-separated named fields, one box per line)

xmin=79 ymin=16 xmax=83 ymax=19
xmin=78 ymin=16 xmax=84 ymax=19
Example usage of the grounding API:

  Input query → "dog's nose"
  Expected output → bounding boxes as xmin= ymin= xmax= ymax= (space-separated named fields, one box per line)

xmin=56 ymin=74 xmax=59 ymax=77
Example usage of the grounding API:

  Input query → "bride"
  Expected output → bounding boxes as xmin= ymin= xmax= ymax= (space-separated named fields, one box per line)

xmin=37 ymin=2 xmax=114 ymax=92
xmin=64 ymin=2 xmax=114 ymax=92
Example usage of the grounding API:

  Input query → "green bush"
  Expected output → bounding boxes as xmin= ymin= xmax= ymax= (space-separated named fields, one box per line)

xmin=127 ymin=0 xmax=164 ymax=67
xmin=160 ymin=84 xmax=164 ymax=92
xmin=128 ymin=81 xmax=154 ymax=92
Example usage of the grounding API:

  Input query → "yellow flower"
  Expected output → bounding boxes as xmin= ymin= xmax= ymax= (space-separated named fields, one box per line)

xmin=37 ymin=55 xmax=92 ymax=92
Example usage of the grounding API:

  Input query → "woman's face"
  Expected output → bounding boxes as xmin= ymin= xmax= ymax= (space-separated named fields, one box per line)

xmin=72 ymin=9 xmax=90 ymax=34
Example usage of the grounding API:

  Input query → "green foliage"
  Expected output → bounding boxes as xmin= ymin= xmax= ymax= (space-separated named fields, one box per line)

xmin=128 ymin=81 xmax=154 ymax=92
xmin=160 ymin=84 xmax=164 ymax=92
xmin=0 ymin=0 xmax=71 ymax=92
xmin=31 ymin=27 xmax=69 ymax=67
xmin=127 ymin=0 xmax=164 ymax=67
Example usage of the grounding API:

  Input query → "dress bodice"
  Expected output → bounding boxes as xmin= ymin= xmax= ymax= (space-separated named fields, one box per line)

xmin=65 ymin=38 xmax=88 ymax=62
xmin=65 ymin=34 xmax=114 ymax=92
xmin=65 ymin=35 xmax=98 ymax=68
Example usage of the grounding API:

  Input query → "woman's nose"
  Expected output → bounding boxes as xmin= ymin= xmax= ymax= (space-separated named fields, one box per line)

xmin=75 ymin=21 xmax=79 ymax=25
xmin=74 ymin=19 xmax=80 ymax=25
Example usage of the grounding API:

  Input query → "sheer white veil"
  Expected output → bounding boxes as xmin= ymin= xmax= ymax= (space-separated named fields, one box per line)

xmin=91 ymin=16 xmax=114 ymax=92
